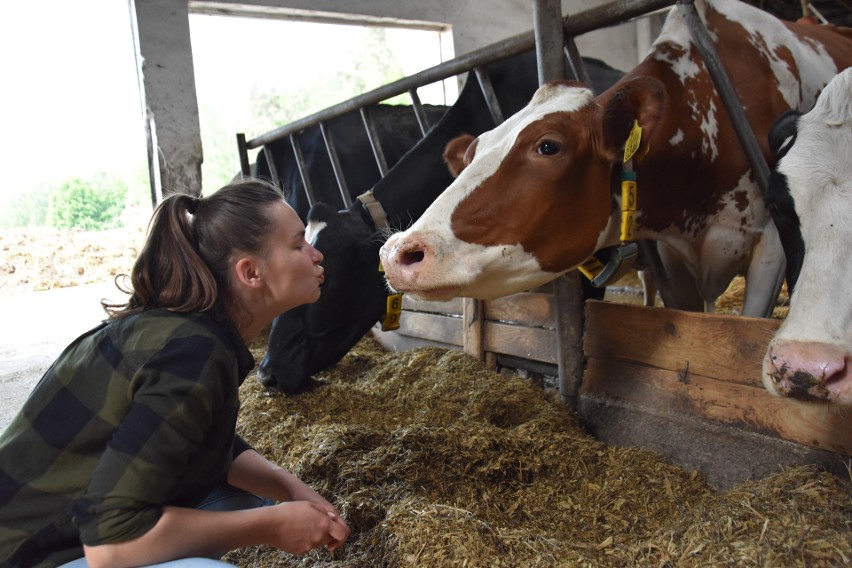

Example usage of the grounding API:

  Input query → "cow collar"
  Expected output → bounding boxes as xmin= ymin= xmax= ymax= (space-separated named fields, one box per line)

xmin=357 ymin=190 xmax=390 ymax=230
xmin=578 ymin=120 xmax=642 ymax=287
xmin=357 ymin=190 xmax=404 ymax=331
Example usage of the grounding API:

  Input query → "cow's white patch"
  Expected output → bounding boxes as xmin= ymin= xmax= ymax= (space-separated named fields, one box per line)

xmin=699 ymin=99 xmax=719 ymax=161
xmin=305 ymin=220 xmax=326 ymax=246
xmin=669 ymin=129 xmax=685 ymax=146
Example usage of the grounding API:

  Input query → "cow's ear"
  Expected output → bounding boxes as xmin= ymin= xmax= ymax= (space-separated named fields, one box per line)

xmin=768 ymin=109 xmax=802 ymax=159
xmin=443 ymin=133 xmax=477 ymax=177
xmin=601 ymin=77 xmax=665 ymax=163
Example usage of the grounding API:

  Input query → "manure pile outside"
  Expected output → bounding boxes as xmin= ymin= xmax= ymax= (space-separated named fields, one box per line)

xmin=227 ymin=337 xmax=852 ymax=567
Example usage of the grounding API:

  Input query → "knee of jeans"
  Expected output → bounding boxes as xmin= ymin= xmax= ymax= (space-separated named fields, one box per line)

xmin=197 ymin=483 xmax=273 ymax=511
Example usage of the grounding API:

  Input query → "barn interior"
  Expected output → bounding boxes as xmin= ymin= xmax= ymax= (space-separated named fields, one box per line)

xmin=107 ymin=0 xmax=852 ymax=565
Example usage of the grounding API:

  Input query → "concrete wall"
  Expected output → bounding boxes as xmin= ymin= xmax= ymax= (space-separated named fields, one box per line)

xmin=133 ymin=0 xmax=663 ymax=198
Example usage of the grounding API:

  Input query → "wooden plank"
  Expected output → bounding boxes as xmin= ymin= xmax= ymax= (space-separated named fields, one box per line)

xmin=485 ymin=292 xmax=554 ymax=328
xmin=584 ymin=300 xmax=780 ymax=387
xmin=582 ymin=357 xmax=852 ymax=456
xmin=553 ymin=273 xmax=585 ymax=401
xmin=402 ymin=296 xmax=463 ymax=315
xmin=395 ymin=312 xmax=463 ymax=346
xmin=463 ymin=298 xmax=484 ymax=361
xmin=484 ymin=321 xmax=556 ymax=364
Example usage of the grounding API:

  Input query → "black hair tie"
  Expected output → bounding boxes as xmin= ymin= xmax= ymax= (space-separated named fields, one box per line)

xmin=187 ymin=196 xmax=200 ymax=215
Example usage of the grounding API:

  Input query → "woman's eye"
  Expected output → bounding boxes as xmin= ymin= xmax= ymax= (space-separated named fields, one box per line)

xmin=537 ymin=140 xmax=560 ymax=155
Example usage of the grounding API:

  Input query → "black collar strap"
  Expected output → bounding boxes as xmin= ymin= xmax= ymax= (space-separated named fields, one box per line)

xmin=359 ymin=190 xmax=403 ymax=331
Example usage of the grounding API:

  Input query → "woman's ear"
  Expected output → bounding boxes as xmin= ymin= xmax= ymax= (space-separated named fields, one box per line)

xmin=234 ymin=256 xmax=263 ymax=289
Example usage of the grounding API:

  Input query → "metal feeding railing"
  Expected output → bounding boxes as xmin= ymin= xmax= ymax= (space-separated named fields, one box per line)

xmin=235 ymin=0 xmax=679 ymax=210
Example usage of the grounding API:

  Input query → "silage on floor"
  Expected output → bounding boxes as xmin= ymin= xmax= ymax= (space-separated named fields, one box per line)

xmin=225 ymin=337 xmax=852 ymax=567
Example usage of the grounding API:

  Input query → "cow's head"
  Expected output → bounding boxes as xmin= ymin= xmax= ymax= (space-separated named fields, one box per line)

xmin=762 ymin=68 xmax=852 ymax=404
xmin=258 ymin=202 xmax=386 ymax=393
xmin=380 ymin=78 xmax=664 ymax=301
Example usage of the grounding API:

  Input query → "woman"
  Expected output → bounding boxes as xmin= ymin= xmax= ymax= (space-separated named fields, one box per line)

xmin=0 ymin=179 xmax=350 ymax=567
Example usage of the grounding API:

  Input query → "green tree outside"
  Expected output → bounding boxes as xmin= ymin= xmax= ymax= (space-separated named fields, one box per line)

xmin=47 ymin=175 xmax=128 ymax=230
xmin=247 ymin=28 xmax=408 ymax=136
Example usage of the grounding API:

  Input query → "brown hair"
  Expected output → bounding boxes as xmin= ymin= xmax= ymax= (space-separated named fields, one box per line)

xmin=105 ymin=178 xmax=284 ymax=320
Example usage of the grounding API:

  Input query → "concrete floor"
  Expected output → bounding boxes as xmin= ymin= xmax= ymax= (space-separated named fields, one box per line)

xmin=0 ymin=281 xmax=122 ymax=433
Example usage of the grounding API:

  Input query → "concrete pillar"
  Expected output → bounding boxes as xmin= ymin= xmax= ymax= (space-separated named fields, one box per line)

xmin=130 ymin=0 xmax=202 ymax=202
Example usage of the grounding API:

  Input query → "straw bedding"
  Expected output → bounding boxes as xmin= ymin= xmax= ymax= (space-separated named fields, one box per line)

xmin=224 ymin=336 xmax=851 ymax=567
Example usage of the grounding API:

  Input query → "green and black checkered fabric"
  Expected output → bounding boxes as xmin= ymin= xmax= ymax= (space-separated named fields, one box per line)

xmin=0 ymin=308 xmax=254 ymax=568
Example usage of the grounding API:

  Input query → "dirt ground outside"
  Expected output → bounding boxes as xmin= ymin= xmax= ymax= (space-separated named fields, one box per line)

xmin=0 ymin=214 xmax=148 ymax=431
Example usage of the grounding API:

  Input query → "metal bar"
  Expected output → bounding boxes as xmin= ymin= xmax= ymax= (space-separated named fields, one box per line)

xmin=564 ymin=37 xmax=593 ymax=88
xmin=246 ymin=0 xmax=675 ymax=149
xmin=473 ymin=67 xmax=506 ymax=125
xmin=360 ymin=107 xmax=390 ymax=177
xmin=562 ymin=0 xmax=674 ymax=37
xmin=261 ymin=145 xmax=281 ymax=188
xmin=534 ymin=0 xmax=566 ymax=83
xmin=289 ymin=133 xmax=316 ymax=207
xmin=236 ymin=133 xmax=251 ymax=177
xmin=409 ymin=88 xmax=431 ymax=135
xmin=533 ymin=0 xmax=587 ymax=407
xmin=318 ymin=121 xmax=352 ymax=208
xmin=677 ymin=0 xmax=770 ymax=193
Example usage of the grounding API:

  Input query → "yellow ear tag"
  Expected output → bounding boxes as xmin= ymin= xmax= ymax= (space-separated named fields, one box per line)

xmin=623 ymin=120 xmax=642 ymax=163
xmin=382 ymin=293 xmax=403 ymax=331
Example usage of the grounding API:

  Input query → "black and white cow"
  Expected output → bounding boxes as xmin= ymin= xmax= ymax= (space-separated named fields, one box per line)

xmin=763 ymin=67 xmax=852 ymax=404
xmin=258 ymin=52 xmax=625 ymax=393
xmin=254 ymin=103 xmax=448 ymax=220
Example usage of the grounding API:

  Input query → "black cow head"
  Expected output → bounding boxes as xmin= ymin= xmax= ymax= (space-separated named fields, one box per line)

xmin=765 ymin=110 xmax=805 ymax=293
xmin=258 ymin=202 xmax=387 ymax=393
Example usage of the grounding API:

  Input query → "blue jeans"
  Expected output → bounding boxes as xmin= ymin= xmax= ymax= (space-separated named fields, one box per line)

xmin=58 ymin=485 xmax=274 ymax=567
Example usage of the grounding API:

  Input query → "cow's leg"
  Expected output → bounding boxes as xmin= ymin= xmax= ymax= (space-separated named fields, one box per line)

xmin=653 ymin=242 xmax=705 ymax=312
xmin=635 ymin=241 xmax=660 ymax=307
xmin=742 ymin=221 xmax=786 ymax=318
xmin=637 ymin=270 xmax=657 ymax=306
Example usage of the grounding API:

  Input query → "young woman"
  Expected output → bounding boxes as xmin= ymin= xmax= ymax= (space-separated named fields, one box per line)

xmin=0 ymin=179 xmax=350 ymax=568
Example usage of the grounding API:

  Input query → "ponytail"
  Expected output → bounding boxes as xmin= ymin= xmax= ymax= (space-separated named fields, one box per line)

xmin=105 ymin=179 xmax=284 ymax=319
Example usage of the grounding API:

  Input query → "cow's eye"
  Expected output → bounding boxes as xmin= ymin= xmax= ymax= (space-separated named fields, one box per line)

xmin=537 ymin=140 xmax=561 ymax=155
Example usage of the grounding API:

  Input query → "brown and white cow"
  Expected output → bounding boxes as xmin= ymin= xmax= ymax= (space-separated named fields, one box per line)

xmin=379 ymin=0 xmax=852 ymax=318
xmin=762 ymin=68 xmax=852 ymax=404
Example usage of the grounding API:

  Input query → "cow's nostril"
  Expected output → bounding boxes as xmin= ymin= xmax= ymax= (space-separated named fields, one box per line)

xmin=400 ymin=250 xmax=425 ymax=266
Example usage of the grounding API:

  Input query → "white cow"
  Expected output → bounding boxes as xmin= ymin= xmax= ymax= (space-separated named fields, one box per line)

xmin=763 ymin=67 xmax=852 ymax=404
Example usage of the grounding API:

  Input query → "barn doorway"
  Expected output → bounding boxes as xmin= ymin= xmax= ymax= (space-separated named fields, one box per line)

xmin=186 ymin=7 xmax=456 ymax=189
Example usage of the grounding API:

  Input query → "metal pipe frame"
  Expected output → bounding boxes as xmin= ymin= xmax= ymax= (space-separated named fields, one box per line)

xmin=243 ymin=0 xmax=675 ymax=150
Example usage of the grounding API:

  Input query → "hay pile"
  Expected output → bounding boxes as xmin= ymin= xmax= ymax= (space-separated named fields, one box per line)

xmin=227 ymin=337 xmax=851 ymax=567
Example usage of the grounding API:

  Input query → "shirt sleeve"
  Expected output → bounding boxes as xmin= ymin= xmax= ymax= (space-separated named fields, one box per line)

xmin=72 ymin=320 xmax=241 ymax=546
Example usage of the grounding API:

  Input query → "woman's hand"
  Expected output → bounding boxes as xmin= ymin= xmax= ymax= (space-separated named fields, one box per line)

xmin=267 ymin=501 xmax=350 ymax=554
xmin=226 ymin=449 xmax=350 ymax=548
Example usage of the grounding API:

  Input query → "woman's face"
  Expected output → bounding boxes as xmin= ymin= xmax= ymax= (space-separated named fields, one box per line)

xmin=259 ymin=201 xmax=325 ymax=315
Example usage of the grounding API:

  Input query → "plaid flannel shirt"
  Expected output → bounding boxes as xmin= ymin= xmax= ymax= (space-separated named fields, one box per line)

xmin=0 ymin=308 xmax=255 ymax=568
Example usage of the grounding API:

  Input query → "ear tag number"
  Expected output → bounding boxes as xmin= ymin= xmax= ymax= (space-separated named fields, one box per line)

xmin=382 ymin=293 xmax=403 ymax=331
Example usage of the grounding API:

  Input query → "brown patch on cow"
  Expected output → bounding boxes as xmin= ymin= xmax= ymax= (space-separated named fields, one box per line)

xmin=450 ymin=112 xmax=612 ymax=272
xmin=734 ymin=190 xmax=749 ymax=212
